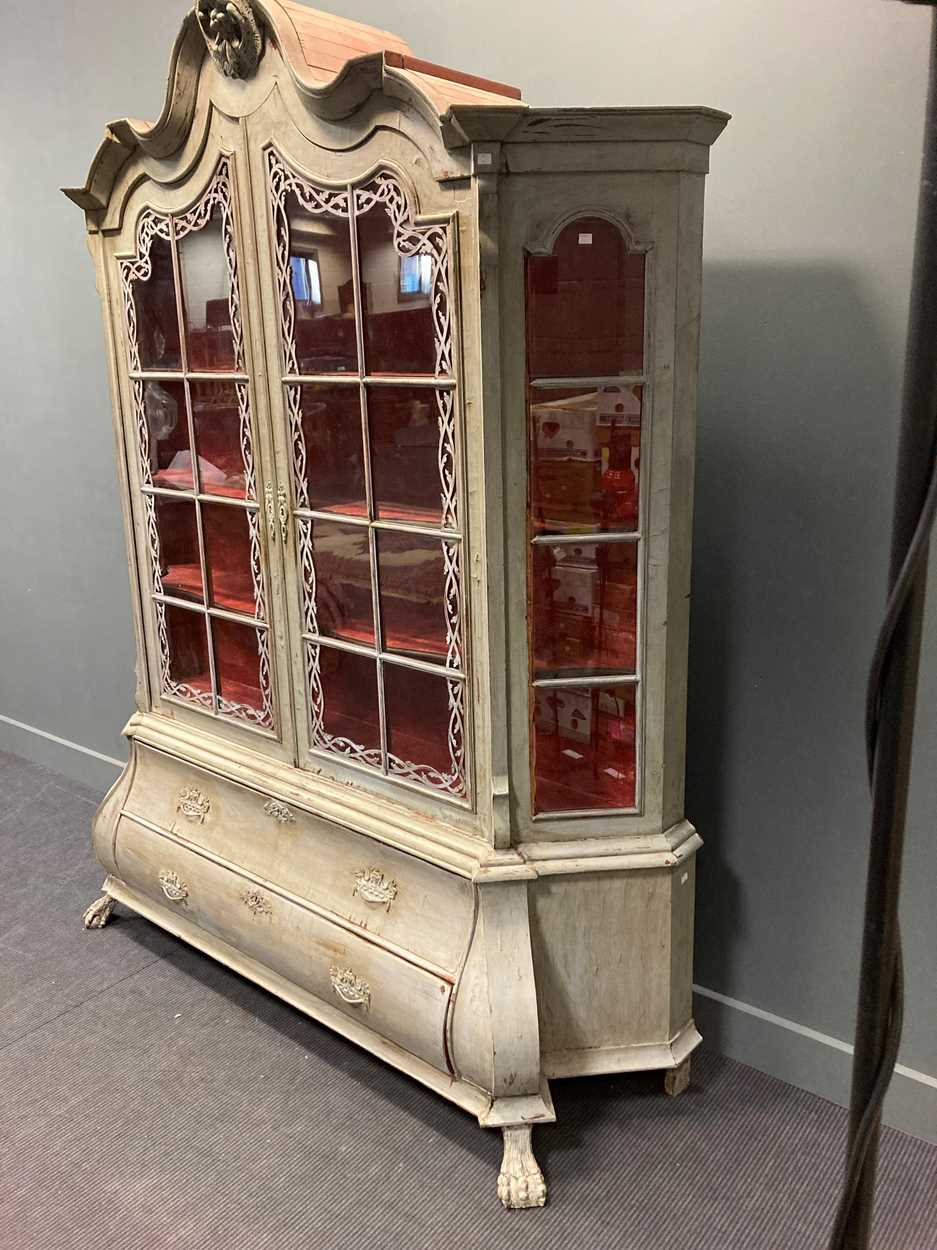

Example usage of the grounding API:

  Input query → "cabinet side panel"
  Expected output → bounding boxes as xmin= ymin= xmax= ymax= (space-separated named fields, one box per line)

xmin=529 ymin=870 xmax=673 ymax=1054
xmin=661 ymin=172 xmax=707 ymax=828
xmin=669 ymin=855 xmax=696 ymax=1037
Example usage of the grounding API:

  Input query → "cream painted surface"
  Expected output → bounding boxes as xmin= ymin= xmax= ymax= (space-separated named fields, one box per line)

xmin=68 ymin=0 xmax=723 ymax=1205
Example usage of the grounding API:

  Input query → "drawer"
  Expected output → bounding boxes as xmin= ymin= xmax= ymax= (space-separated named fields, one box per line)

xmin=124 ymin=746 xmax=474 ymax=974
xmin=114 ymin=816 xmax=452 ymax=1073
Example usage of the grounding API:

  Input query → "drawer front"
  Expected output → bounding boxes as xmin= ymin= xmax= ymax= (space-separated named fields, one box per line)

xmin=115 ymin=816 xmax=452 ymax=1072
xmin=124 ymin=746 xmax=473 ymax=974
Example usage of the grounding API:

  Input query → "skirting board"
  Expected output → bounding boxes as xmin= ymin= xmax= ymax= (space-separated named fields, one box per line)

xmin=3 ymin=716 xmax=935 ymax=1141
xmin=693 ymin=987 xmax=937 ymax=1144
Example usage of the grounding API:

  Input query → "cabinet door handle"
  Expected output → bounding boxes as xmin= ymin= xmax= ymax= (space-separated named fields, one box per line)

xmin=264 ymin=483 xmax=277 ymax=544
xmin=277 ymin=484 xmax=290 ymax=546
xmin=158 ymin=869 xmax=189 ymax=903
xmin=353 ymin=868 xmax=398 ymax=911
xmin=329 ymin=966 xmax=370 ymax=1009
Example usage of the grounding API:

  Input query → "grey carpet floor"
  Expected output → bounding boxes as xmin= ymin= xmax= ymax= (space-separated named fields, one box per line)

xmin=0 ymin=749 xmax=934 ymax=1250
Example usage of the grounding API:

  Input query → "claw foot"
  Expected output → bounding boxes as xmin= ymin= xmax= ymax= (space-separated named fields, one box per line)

xmin=664 ymin=1055 xmax=691 ymax=1097
xmin=498 ymin=1126 xmax=546 ymax=1209
xmin=83 ymin=892 xmax=116 ymax=929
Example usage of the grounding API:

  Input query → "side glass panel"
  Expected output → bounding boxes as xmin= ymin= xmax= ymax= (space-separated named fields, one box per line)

xmin=267 ymin=152 xmax=466 ymax=800
xmin=525 ymin=218 xmax=647 ymax=815
xmin=120 ymin=159 xmax=274 ymax=733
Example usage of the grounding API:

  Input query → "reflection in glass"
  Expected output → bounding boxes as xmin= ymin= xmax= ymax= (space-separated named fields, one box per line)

xmin=163 ymin=603 xmax=211 ymax=697
xmin=531 ymin=541 xmax=638 ymax=675
xmin=529 ymin=385 xmax=642 ymax=535
xmin=356 ymin=206 xmax=436 ymax=375
xmin=287 ymin=194 xmax=357 ymax=373
xmin=213 ymin=617 xmax=266 ymax=717
xmin=177 ymin=208 xmax=236 ymax=372
xmin=533 ymin=683 xmax=636 ymax=812
xmin=202 ymin=503 xmax=259 ymax=617
xmin=305 ymin=519 xmax=374 ymax=645
xmin=191 ymin=380 xmax=250 ymax=499
xmin=377 ymin=531 xmax=448 ymax=665
xmin=143 ymin=380 xmax=190 ymax=490
xmin=384 ymin=662 xmax=452 ymax=776
xmin=526 ymin=218 xmax=645 ymax=379
xmin=155 ymin=496 xmax=203 ymax=603
xmin=133 ymin=234 xmax=182 ymax=371
xmin=296 ymin=384 xmax=366 ymax=514
xmin=367 ymin=386 xmax=442 ymax=523
xmin=313 ymin=644 xmax=381 ymax=753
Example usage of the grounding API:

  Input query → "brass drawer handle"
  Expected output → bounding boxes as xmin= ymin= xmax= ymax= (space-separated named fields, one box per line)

xmin=353 ymin=868 xmax=398 ymax=912
xmin=329 ymin=966 xmax=370 ymax=1009
xmin=158 ymin=870 xmax=189 ymax=903
xmin=263 ymin=798 xmax=295 ymax=824
xmin=241 ymin=888 xmax=272 ymax=916
xmin=177 ymin=786 xmax=211 ymax=823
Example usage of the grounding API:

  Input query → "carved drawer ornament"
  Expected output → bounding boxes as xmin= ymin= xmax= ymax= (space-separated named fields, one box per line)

xmin=353 ymin=868 xmax=399 ymax=911
xmin=195 ymin=0 xmax=263 ymax=80
xmin=263 ymin=797 xmax=295 ymax=824
xmin=158 ymin=870 xmax=189 ymax=903
xmin=241 ymin=888 xmax=272 ymax=916
xmin=177 ymin=786 xmax=211 ymax=823
xmin=329 ymin=966 xmax=371 ymax=1009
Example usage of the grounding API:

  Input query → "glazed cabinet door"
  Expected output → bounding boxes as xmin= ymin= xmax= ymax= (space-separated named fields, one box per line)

xmin=109 ymin=153 xmax=294 ymax=760
xmin=245 ymin=128 xmax=471 ymax=815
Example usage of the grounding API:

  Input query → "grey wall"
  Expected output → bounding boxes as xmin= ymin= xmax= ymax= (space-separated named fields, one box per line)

xmin=2 ymin=0 xmax=933 ymax=1138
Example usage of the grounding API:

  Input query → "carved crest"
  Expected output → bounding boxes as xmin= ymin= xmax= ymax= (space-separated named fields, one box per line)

xmin=263 ymin=797 xmax=295 ymax=824
xmin=195 ymin=0 xmax=263 ymax=79
xmin=241 ymin=889 xmax=272 ymax=916
xmin=353 ymin=868 xmax=399 ymax=911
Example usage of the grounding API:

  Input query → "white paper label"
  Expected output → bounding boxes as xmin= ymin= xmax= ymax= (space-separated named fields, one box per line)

xmin=578 ymin=232 xmax=593 ymax=245
xmin=476 ymin=152 xmax=493 ymax=166
xmin=604 ymin=767 xmax=624 ymax=780
xmin=562 ymin=748 xmax=583 ymax=760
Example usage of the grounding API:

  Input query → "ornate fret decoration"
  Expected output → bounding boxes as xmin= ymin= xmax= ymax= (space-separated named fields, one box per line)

xmin=195 ymin=0 xmax=263 ymax=80
xmin=353 ymin=868 xmax=399 ymax=911
xmin=120 ymin=159 xmax=273 ymax=732
xmin=329 ymin=966 xmax=371 ymax=1009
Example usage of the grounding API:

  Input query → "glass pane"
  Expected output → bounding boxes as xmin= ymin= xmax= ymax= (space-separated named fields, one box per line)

xmin=384 ymin=663 xmax=453 ymax=777
xmin=202 ymin=503 xmax=260 ymax=617
xmin=132 ymin=233 xmax=182 ymax=371
xmin=367 ymin=386 xmax=442 ymax=523
xmin=531 ymin=540 xmax=638 ymax=676
xmin=191 ymin=380 xmax=251 ymax=499
xmin=303 ymin=519 xmax=373 ymax=646
xmin=377 ymin=531 xmax=449 ymax=666
xmin=311 ymin=644 xmax=381 ymax=755
xmin=142 ymin=380 xmax=190 ymax=491
xmin=526 ymin=218 xmax=645 ymax=379
xmin=162 ymin=603 xmax=211 ymax=701
xmin=529 ymin=385 xmax=642 ymax=535
xmin=287 ymin=194 xmax=357 ymax=374
xmin=533 ymin=683 xmax=636 ymax=812
xmin=177 ymin=208 xmax=236 ymax=372
xmin=356 ymin=206 xmax=436 ymax=375
xmin=154 ymin=496 xmax=203 ymax=603
xmin=213 ymin=617 xmax=269 ymax=721
xmin=295 ymin=384 xmax=367 ymax=515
